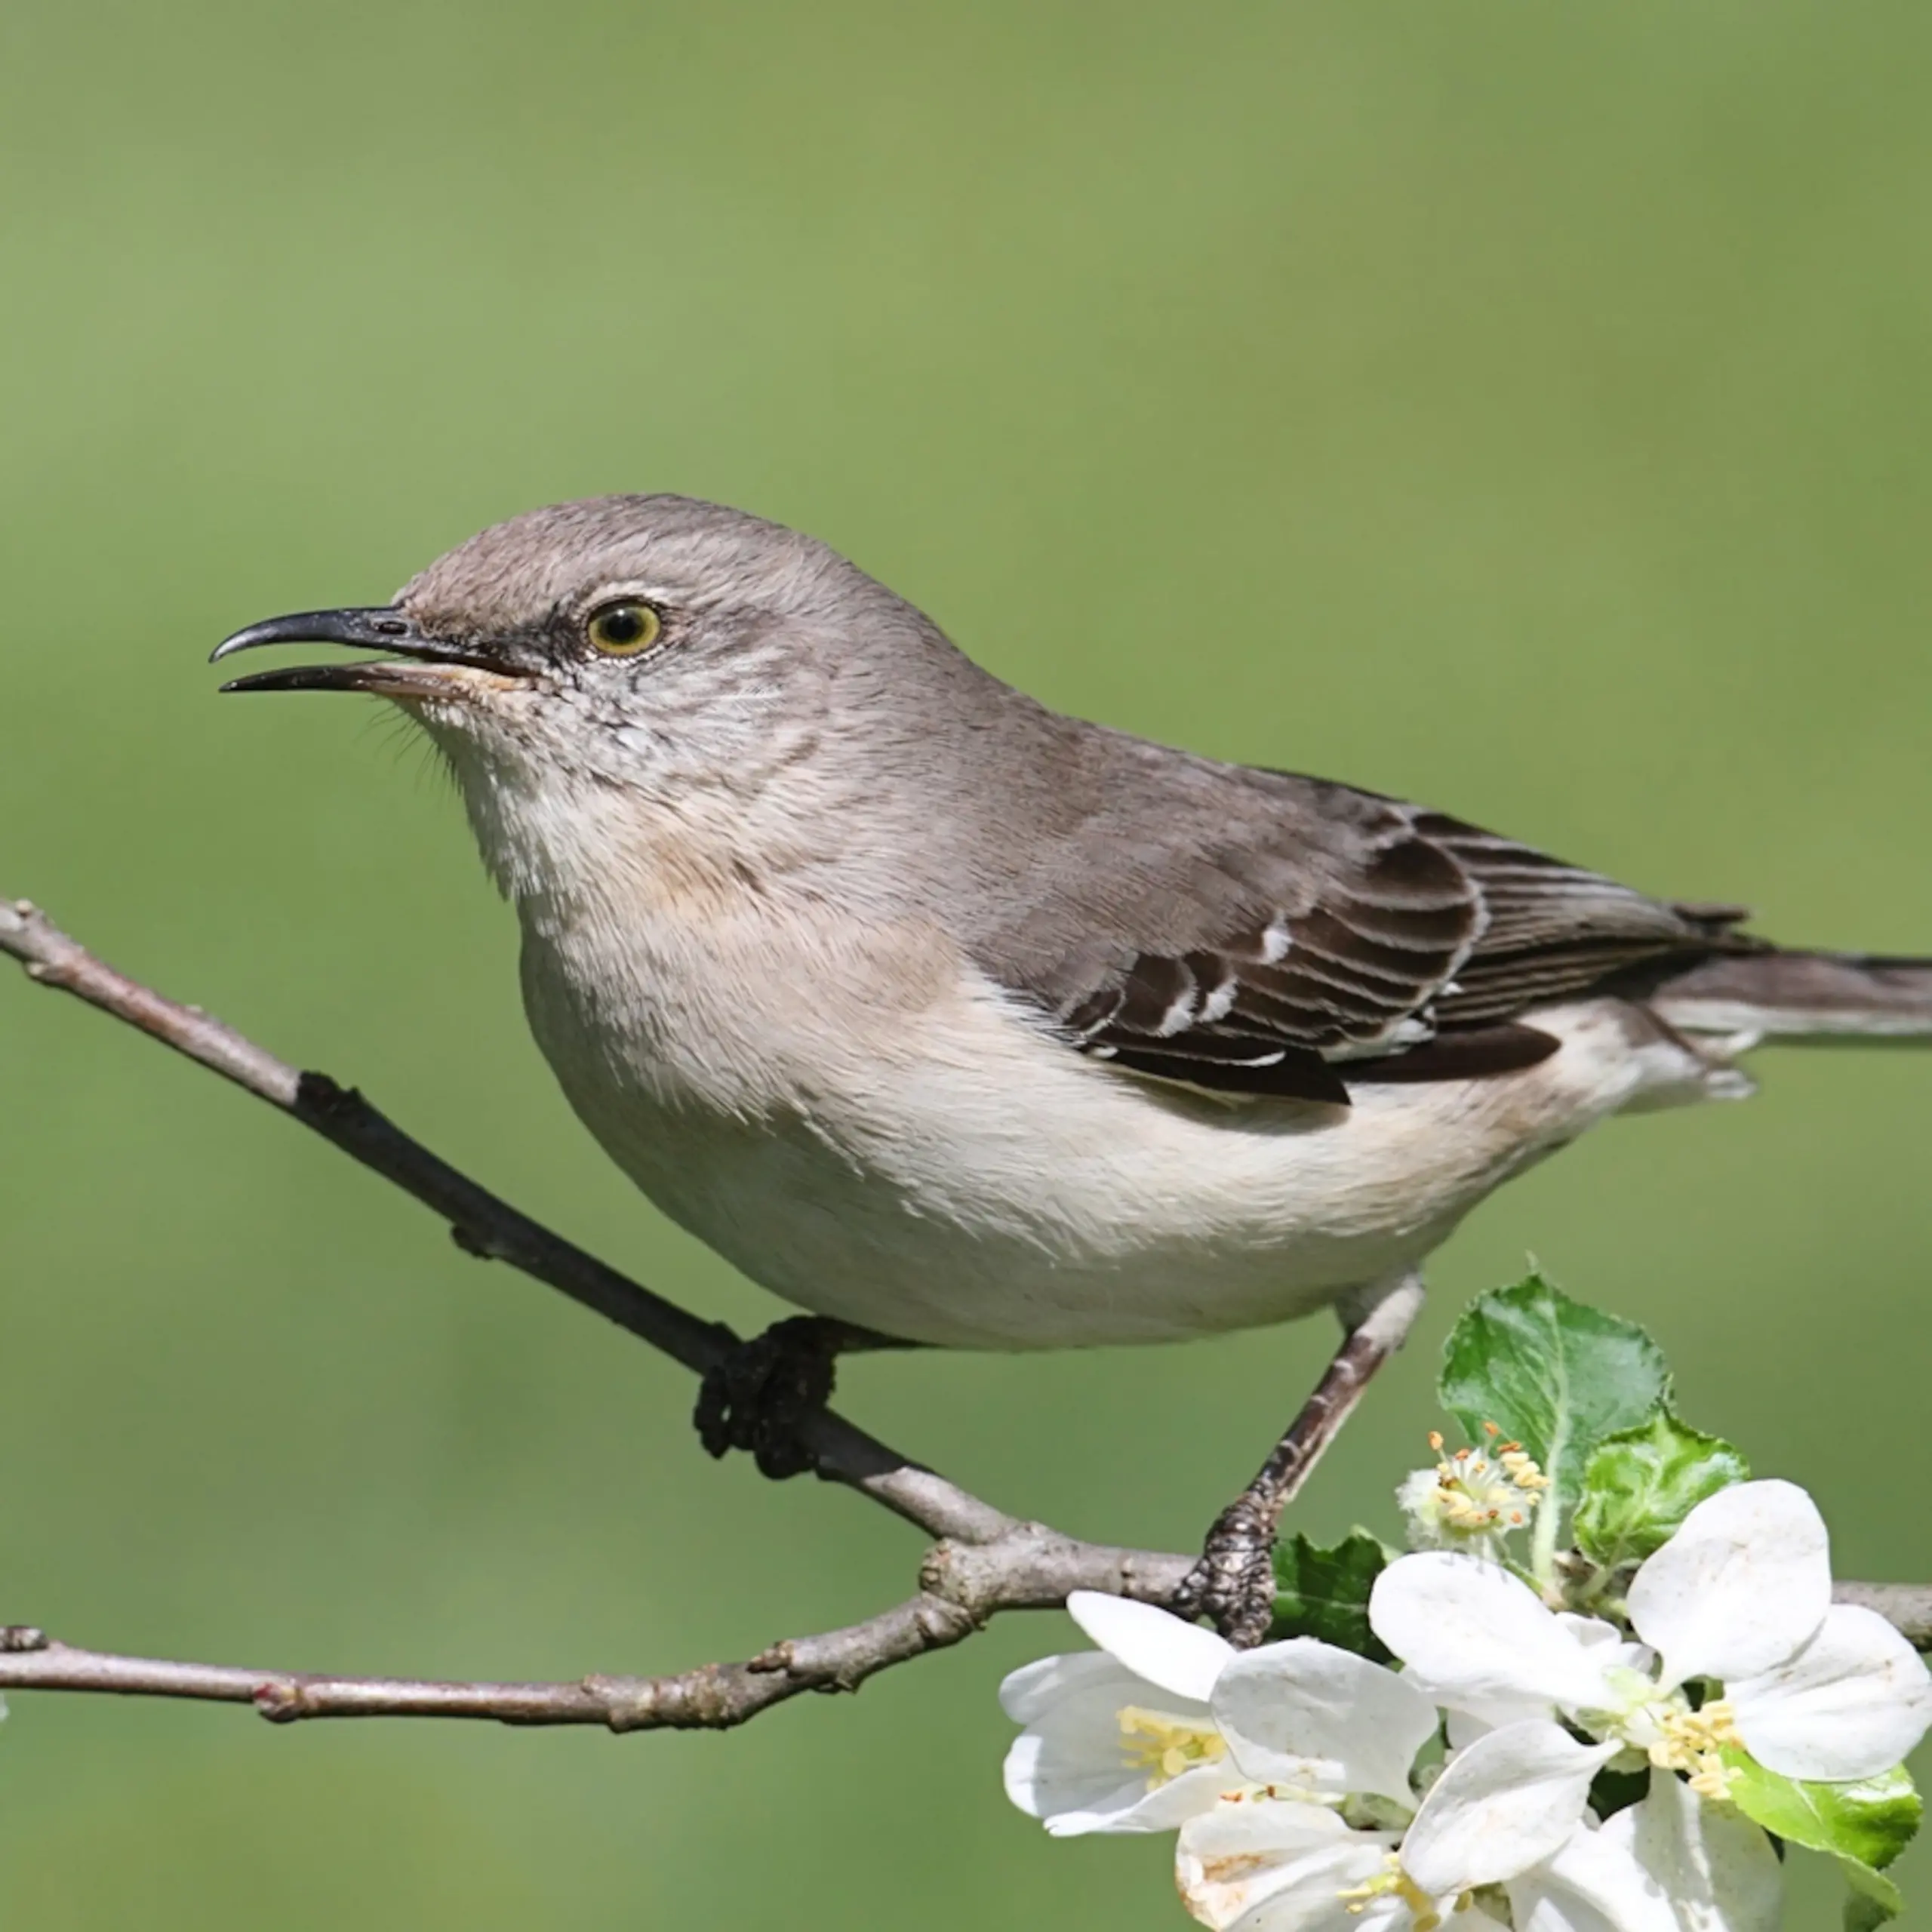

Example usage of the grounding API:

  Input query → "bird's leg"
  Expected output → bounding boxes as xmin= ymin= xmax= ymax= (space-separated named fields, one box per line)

xmin=694 ymin=1317 xmax=921 ymax=1480
xmin=1171 ymin=1272 xmax=1426 ymax=1647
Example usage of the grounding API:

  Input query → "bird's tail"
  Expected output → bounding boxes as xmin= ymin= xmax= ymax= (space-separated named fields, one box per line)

xmin=1650 ymin=950 xmax=1932 ymax=1046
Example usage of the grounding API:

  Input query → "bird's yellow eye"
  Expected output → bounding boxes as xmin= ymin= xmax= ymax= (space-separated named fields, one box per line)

xmin=585 ymin=600 xmax=663 ymax=656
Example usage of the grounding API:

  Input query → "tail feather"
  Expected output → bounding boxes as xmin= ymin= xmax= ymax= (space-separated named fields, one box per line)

xmin=1651 ymin=950 xmax=1932 ymax=1044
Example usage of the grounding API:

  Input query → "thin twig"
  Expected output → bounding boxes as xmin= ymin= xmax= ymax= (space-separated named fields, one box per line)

xmin=0 ymin=1606 xmax=977 ymax=1730
xmin=0 ymin=1518 xmax=1194 ymax=1730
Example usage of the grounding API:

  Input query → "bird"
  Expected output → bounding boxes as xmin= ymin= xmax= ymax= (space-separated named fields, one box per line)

xmin=214 ymin=493 xmax=1932 ymax=1641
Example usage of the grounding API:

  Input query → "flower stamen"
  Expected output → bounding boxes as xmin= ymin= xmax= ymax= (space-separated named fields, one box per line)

xmin=1398 ymin=1427 xmax=1552 ymax=1551
xmin=1646 ymin=1698 xmax=1743 ymax=1801
xmin=1335 ymin=1854 xmax=1444 ymax=1929
xmin=1115 ymin=1706 xmax=1226 ymax=1789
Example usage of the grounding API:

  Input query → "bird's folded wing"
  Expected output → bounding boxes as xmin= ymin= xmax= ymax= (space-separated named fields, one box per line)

xmin=974 ymin=765 xmax=1753 ymax=1106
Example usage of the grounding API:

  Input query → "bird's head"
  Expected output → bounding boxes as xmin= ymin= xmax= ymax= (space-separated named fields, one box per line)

xmin=220 ymin=492 xmax=937 ymax=777
xmin=214 ymin=494 xmax=949 ymax=892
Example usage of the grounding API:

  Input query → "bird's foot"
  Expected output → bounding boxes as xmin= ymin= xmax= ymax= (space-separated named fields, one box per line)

xmin=693 ymin=1316 xmax=852 ymax=1479
xmin=1170 ymin=1493 xmax=1278 ymax=1648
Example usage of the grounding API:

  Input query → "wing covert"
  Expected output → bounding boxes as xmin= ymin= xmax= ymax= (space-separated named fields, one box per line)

xmin=969 ymin=761 xmax=1758 ymax=1105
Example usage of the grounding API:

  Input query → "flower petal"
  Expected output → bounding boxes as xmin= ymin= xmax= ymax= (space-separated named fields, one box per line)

xmin=1177 ymin=1800 xmax=1385 ymax=1930
xmin=1601 ymin=1772 xmax=1782 ymax=1932
xmin=1006 ymin=1727 xmax=1230 ymax=1835
xmin=1000 ymin=1654 xmax=1223 ymax=1834
xmin=1213 ymin=1638 xmax=1439 ymax=1804
xmin=1370 ymin=1552 xmax=1617 ymax=1717
xmin=998 ymin=1648 xmax=1124 ymax=1724
xmin=1401 ymin=1720 xmax=1618 ymax=1895
xmin=1506 ymin=1822 xmax=1682 ymax=1932
xmin=1728 ymin=1602 xmax=1932 ymax=1782
xmin=1625 ymin=1480 xmax=1830 ymax=1689
xmin=1067 ymin=1591 xmax=1235 ymax=1703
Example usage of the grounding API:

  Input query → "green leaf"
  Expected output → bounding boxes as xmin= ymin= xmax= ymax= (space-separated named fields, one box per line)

xmin=1721 ymin=1752 xmax=1921 ymax=1872
xmin=1439 ymin=1274 xmax=1669 ymax=1515
xmin=1843 ymin=1858 xmax=1903 ymax=1931
xmin=1573 ymin=1408 xmax=1749 ymax=1568
xmin=1268 ymin=1531 xmax=1391 ymax=1660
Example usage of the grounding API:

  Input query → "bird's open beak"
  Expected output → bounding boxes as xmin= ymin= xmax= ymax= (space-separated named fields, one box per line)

xmin=211 ymin=607 xmax=526 ymax=699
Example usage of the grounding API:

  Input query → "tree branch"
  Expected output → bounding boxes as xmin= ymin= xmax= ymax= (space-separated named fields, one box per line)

xmin=0 ymin=1607 xmax=977 ymax=1730
xmin=0 ymin=1568 xmax=1923 ymax=1734
xmin=0 ymin=1517 xmax=1194 ymax=1730
xmin=2 ymin=893 xmax=1927 ymax=1746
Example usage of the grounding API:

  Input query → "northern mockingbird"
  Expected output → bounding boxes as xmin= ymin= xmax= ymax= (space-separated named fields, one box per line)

xmin=214 ymin=494 xmax=1932 ymax=1641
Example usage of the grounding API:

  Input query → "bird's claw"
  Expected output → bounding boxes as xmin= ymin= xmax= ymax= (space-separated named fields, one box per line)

xmin=693 ymin=1317 xmax=845 ymax=1479
xmin=1170 ymin=1494 xmax=1278 ymax=1648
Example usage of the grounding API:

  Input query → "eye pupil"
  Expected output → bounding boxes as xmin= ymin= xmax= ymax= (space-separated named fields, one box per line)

xmin=588 ymin=601 xmax=660 ymax=654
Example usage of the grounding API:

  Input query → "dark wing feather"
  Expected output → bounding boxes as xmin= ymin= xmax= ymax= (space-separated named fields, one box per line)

xmin=972 ymin=756 xmax=1757 ymax=1105
xmin=1413 ymin=813 xmax=1755 ymax=1028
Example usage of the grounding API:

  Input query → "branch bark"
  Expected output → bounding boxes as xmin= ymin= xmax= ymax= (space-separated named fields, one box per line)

xmin=2 ymin=893 xmax=1927 ymax=1743
xmin=0 ymin=1527 xmax=1196 ymax=1729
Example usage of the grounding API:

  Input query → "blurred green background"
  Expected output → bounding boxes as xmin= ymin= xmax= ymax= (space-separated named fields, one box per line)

xmin=2 ymin=3 xmax=1929 ymax=1924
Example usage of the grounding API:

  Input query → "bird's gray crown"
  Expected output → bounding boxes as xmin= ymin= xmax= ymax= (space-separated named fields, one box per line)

xmin=397 ymin=493 xmax=888 ymax=643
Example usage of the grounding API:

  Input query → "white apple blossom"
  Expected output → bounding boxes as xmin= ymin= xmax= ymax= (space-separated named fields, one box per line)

xmin=1370 ymin=1480 xmax=1932 ymax=1799
xmin=1001 ymin=1592 xmax=1235 ymax=1835
xmin=1001 ymin=1592 xmax=1444 ymax=1837
xmin=1003 ymin=1477 xmax=1918 ymax=1928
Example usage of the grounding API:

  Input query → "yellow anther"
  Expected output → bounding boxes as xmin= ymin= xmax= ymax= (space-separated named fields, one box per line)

xmin=1497 ymin=1447 xmax=1551 ymax=1492
xmin=1116 ymin=1706 xmax=1226 ymax=1790
xmin=1646 ymin=1699 xmax=1743 ymax=1801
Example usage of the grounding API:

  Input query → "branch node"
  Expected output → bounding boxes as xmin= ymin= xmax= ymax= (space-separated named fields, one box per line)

xmin=913 ymin=1595 xmax=980 ymax=1644
xmin=253 ymin=1678 xmax=314 ymax=1722
xmin=0 ymin=1626 xmax=48 ymax=1654
xmin=581 ymin=1673 xmax=659 ymax=1730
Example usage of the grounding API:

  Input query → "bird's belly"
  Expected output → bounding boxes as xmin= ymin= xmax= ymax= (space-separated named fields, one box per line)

xmin=524 ymin=919 xmax=1721 ymax=1349
xmin=548 ymin=1078 xmax=1445 ymax=1346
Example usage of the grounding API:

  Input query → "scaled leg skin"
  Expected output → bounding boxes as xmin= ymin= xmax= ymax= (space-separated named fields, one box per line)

xmin=694 ymin=1317 xmax=921 ymax=1479
xmin=1171 ymin=1273 xmax=1427 ymax=1647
